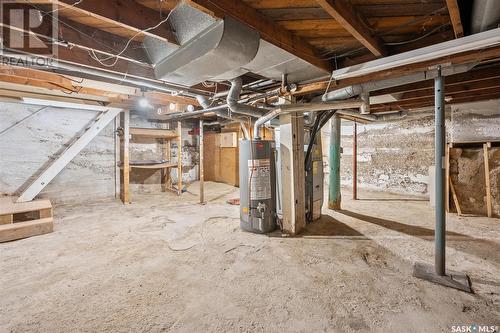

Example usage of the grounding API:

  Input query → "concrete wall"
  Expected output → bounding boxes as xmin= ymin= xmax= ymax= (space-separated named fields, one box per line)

xmin=0 ymin=102 xmax=199 ymax=204
xmin=321 ymin=99 xmax=500 ymax=210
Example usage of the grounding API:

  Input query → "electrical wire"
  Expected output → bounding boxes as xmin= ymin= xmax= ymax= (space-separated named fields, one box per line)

xmin=39 ymin=0 xmax=84 ymax=17
xmin=89 ymin=6 xmax=178 ymax=67
xmin=385 ymin=24 xmax=450 ymax=46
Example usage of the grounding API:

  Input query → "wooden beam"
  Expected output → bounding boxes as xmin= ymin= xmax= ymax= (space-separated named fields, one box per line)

xmin=372 ymin=65 xmax=500 ymax=96
xmin=445 ymin=0 xmax=464 ymax=38
xmin=371 ymin=89 xmax=500 ymax=113
xmin=294 ymin=45 xmax=500 ymax=95
xmin=0 ymin=65 xmax=200 ymax=107
xmin=315 ymin=0 xmax=387 ymax=57
xmin=0 ymin=218 xmax=53 ymax=243
xmin=185 ymin=0 xmax=333 ymax=72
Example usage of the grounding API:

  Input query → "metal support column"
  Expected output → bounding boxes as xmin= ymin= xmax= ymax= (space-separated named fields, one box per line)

xmin=352 ymin=122 xmax=358 ymax=200
xmin=434 ymin=67 xmax=446 ymax=276
xmin=328 ymin=115 xmax=341 ymax=210
xmin=413 ymin=66 xmax=471 ymax=293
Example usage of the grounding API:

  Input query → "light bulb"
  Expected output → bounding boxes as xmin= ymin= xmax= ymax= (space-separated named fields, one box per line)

xmin=169 ymin=103 xmax=177 ymax=111
xmin=139 ymin=97 xmax=150 ymax=108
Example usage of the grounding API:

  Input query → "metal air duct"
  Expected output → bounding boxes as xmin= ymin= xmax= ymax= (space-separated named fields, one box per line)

xmin=154 ymin=17 xmax=260 ymax=86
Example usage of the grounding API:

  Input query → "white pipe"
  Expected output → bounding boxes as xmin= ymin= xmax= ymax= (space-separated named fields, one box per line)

xmin=1 ymin=53 xmax=197 ymax=97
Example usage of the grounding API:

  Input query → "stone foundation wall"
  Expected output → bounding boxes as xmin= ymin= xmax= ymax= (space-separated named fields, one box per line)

xmin=321 ymin=99 xmax=500 ymax=215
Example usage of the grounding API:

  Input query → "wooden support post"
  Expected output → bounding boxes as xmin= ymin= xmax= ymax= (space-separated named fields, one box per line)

xmin=120 ymin=110 xmax=130 ymax=204
xmin=114 ymin=116 xmax=120 ymax=199
xmin=483 ymin=142 xmax=492 ymax=217
xmin=280 ymin=112 xmax=306 ymax=235
xmin=160 ymin=123 xmax=168 ymax=193
xmin=177 ymin=121 xmax=182 ymax=196
xmin=199 ymin=119 xmax=205 ymax=204
xmin=352 ymin=121 xmax=358 ymax=200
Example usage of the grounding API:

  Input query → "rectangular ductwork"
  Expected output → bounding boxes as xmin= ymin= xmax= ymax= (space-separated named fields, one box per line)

xmin=154 ymin=16 xmax=260 ymax=86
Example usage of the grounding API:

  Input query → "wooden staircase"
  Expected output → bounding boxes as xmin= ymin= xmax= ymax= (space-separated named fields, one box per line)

xmin=0 ymin=197 xmax=53 ymax=242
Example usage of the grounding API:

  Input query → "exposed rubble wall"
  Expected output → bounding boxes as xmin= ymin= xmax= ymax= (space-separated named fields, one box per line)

xmin=0 ymin=102 xmax=198 ymax=204
xmin=321 ymin=99 xmax=500 ymax=214
xmin=449 ymin=99 xmax=500 ymax=217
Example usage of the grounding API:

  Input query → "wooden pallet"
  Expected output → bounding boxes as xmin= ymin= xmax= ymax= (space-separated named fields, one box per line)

xmin=0 ymin=197 xmax=53 ymax=242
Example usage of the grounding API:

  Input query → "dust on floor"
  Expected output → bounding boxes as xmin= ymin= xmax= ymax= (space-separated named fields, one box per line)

xmin=1 ymin=182 xmax=499 ymax=332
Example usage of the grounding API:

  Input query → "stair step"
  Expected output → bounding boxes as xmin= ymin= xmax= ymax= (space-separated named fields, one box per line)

xmin=0 ymin=217 xmax=53 ymax=242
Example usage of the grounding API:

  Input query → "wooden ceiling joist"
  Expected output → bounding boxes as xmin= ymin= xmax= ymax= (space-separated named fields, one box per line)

xmin=315 ymin=0 xmax=388 ymax=57
xmin=185 ymin=0 xmax=333 ymax=72
xmin=445 ymin=0 xmax=464 ymax=38
xmin=25 ymin=0 xmax=178 ymax=43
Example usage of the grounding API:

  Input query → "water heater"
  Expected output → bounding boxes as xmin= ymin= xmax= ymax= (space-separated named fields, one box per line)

xmin=239 ymin=140 xmax=277 ymax=233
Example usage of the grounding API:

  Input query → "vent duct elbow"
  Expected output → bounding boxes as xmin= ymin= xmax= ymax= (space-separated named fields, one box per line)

xmin=227 ymin=77 xmax=267 ymax=118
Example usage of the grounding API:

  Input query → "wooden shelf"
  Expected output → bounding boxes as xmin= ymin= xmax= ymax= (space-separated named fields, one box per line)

xmin=129 ymin=162 xmax=177 ymax=169
xmin=119 ymin=119 xmax=183 ymax=203
xmin=130 ymin=127 xmax=179 ymax=139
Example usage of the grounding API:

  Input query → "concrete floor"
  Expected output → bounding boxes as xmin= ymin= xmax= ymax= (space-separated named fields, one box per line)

xmin=1 ymin=182 xmax=499 ymax=332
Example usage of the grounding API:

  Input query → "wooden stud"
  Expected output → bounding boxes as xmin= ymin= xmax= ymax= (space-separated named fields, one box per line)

xmin=114 ymin=116 xmax=121 ymax=199
xmin=449 ymin=179 xmax=462 ymax=216
xmin=483 ymin=143 xmax=492 ymax=218
xmin=199 ymin=119 xmax=205 ymax=204
xmin=177 ymin=121 xmax=182 ymax=196
xmin=161 ymin=124 xmax=168 ymax=193
xmin=120 ymin=110 xmax=130 ymax=204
